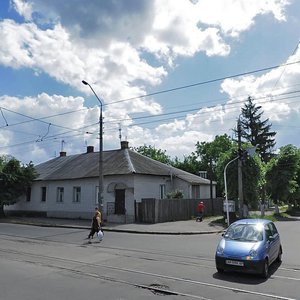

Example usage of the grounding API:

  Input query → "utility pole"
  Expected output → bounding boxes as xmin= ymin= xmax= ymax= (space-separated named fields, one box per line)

xmin=209 ymin=157 xmax=214 ymax=215
xmin=237 ymin=118 xmax=244 ymax=218
xmin=82 ymin=80 xmax=104 ymax=213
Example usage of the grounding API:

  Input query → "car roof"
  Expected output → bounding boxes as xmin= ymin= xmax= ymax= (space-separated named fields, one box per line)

xmin=232 ymin=219 xmax=272 ymax=226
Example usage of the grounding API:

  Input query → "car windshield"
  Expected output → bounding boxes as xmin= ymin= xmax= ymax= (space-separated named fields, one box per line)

xmin=224 ymin=223 xmax=263 ymax=242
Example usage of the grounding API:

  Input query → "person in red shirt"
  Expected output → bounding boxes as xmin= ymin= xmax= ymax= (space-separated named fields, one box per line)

xmin=196 ymin=201 xmax=205 ymax=222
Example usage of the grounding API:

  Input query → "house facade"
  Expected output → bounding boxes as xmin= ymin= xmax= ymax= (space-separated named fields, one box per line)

xmin=5 ymin=141 xmax=216 ymax=223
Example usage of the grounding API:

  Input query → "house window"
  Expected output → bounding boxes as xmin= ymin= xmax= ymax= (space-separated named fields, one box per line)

xmin=41 ymin=187 xmax=47 ymax=202
xmin=159 ymin=184 xmax=166 ymax=199
xmin=26 ymin=187 xmax=31 ymax=202
xmin=192 ymin=185 xmax=200 ymax=199
xmin=73 ymin=186 xmax=81 ymax=203
xmin=56 ymin=187 xmax=64 ymax=203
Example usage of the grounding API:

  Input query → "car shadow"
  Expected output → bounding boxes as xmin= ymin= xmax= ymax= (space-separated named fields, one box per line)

xmin=213 ymin=261 xmax=282 ymax=284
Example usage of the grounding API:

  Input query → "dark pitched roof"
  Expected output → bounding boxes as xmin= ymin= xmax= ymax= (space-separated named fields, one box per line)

xmin=35 ymin=148 xmax=213 ymax=185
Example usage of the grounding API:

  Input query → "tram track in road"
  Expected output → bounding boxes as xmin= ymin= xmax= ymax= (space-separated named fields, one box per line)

xmin=1 ymin=232 xmax=300 ymax=279
xmin=0 ymin=245 xmax=298 ymax=300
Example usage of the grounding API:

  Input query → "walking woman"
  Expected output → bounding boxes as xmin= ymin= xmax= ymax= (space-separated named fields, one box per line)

xmin=88 ymin=207 xmax=102 ymax=242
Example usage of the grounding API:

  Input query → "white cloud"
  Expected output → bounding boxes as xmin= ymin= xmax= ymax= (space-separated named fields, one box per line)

xmin=0 ymin=19 xmax=167 ymax=112
xmin=155 ymin=120 xmax=186 ymax=134
xmin=219 ymin=46 xmax=300 ymax=151
xmin=0 ymin=93 xmax=99 ymax=163
xmin=5 ymin=0 xmax=291 ymax=73
xmin=221 ymin=47 xmax=300 ymax=111
xmin=194 ymin=0 xmax=289 ymax=37
xmin=1 ymin=0 xmax=296 ymax=163
xmin=159 ymin=131 xmax=213 ymax=158
xmin=3 ymin=0 xmax=291 ymax=99
xmin=11 ymin=0 xmax=33 ymax=21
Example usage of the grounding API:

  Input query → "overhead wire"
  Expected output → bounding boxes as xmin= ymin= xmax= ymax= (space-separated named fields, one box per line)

xmin=103 ymin=89 xmax=300 ymax=130
xmin=2 ymin=87 xmax=300 ymax=150
xmin=106 ymin=59 xmax=300 ymax=106
xmin=1 ymin=59 xmax=300 ymax=152
xmin=1 ymin=59 xmax=300 ymax=131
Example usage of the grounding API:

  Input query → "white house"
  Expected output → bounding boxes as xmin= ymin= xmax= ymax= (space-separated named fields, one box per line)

xmin=6 ymin=141 xmax=216 ymax=223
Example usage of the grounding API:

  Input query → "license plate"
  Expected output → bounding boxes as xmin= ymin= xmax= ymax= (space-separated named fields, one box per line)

xmin=225 ymin=260 xmax=244 ymax=266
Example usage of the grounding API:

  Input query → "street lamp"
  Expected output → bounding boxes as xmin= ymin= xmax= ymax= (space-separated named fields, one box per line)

xmin=82 ymin=80 xmax=103 ymax=212
xmin=224 ymin=146 xmax=257 ymax=226
xmin=224 ymin=156 xmax=239 ymax=226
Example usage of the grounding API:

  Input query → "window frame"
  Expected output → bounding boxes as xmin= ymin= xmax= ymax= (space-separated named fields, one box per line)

xmin=159 ymin=184 xmax=166 ymax=199
xmin=41 ymin=186 xmax=47 ymax=202
xmin=192 ymin=185 xmax=201 ymax=199
xmin=26 ymin=187 xmax=31 ymax=202
xmin=56 ymin=187 xmax=64 ymax=203
xmin=73 ymin=186 xmax=81 ymax=203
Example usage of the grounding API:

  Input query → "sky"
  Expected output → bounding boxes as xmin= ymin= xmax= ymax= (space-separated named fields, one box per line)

xmin=0 ymin=0 xmax=300 ymax=165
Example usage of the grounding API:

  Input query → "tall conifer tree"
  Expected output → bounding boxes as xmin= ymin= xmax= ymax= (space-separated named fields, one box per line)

xmin=240 ymin=96 xmax=276 ymax=162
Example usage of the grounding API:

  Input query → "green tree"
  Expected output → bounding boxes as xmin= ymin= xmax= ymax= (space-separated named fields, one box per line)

xmin=265 ymin=144 xmax=300 ymax=213
xmin=216 ymin=143 xmax=263 ymax=209
xmin=172 ymin=153 xmax=201 ymax=175
xmin=0 ymin=156 xmax=37 ymax=217
xmin=240 ymin=96 xmax=276 ymax=163
xmin=290 ymin=153 xmax=300 ymax=208
xmin=195 ymin=134 xmax=233 ymax=196
xmin=133 ymin=145 xmax=172 ymax=164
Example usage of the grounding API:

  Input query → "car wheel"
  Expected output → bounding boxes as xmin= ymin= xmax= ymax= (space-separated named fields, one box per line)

xmin=277 ymin=246 xmax=282 ymax=263
xmin=217 ymin=267 xmax=224 ymax=273
xmin=261 ymin=259 xmax=269 ymax=279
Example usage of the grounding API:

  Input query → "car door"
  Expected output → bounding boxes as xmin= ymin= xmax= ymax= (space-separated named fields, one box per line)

xmin=268 ymin=222 xmax=280 ymax=263
xmin=264 ymin=224 xmax=274 ymax=263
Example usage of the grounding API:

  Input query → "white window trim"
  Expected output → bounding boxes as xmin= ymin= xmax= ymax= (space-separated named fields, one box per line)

xmin=159 ymin=184 xmax=166 ymax=199
xmin=56 ymin=187 xmax=64 ymax=203
xmin=73 ymin=186 xmax=81 ymax=203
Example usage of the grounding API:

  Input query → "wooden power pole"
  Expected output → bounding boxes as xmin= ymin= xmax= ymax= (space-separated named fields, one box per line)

xmin=237 ymin=118 xmax=244 ymax=218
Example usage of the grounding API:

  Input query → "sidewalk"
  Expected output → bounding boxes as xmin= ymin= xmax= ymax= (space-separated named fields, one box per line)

xmin=1 ymin=216 xmax=225 ymax=235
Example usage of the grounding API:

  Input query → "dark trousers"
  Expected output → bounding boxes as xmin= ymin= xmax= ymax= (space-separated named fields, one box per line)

xmin=88 ymin=227 xmax=99 ymax=238
xmin=196 ymin=212 xmax=203 ymax=222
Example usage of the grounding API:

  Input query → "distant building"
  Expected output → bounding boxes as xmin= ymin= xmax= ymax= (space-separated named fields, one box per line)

xmin=6 ymin=141 xmax=216 ymax=223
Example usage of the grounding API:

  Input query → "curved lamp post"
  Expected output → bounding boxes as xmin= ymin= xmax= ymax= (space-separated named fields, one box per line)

xmin=224 ymin=145 xmax=257 ymax=226
xmin=224 ymin=156 xmax=239 ymax=227
xmin=82 ymin=80 xmax=103 ymax=212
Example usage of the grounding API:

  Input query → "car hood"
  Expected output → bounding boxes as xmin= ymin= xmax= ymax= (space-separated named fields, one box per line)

xmin=222 ymin=239 xmax=261 ymax=257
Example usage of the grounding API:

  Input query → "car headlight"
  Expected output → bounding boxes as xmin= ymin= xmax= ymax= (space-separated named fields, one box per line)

xmin=247 ymin=249 xmax=258 ymax=260
xmin=216 ymin=244 xmax=224 ymax=255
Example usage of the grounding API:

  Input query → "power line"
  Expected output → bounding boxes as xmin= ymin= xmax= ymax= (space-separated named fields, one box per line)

xmin=1 ymin=60 xmax=300 ymax=153
xmin=107 ymin=59 xmax=300 ymax=106
xmin=1 ymin=60 xmax=300 ymax=136
xmin=2 ymin=87 xmax=300 ymax=150
xmin=103 ymin=89 xmax=300 ymax=129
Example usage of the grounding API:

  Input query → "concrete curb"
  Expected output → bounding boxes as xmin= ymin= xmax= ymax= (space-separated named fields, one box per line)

xmin=1 ymin=219 xmax=225 ymax=235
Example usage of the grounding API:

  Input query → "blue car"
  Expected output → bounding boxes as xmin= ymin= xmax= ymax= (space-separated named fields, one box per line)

xmin=215 ymin=219 xmax=282 ymax=278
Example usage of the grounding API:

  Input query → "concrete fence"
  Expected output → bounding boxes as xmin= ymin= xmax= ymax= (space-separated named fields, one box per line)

xmin=136 ymin=197 xmax=224 ymax=223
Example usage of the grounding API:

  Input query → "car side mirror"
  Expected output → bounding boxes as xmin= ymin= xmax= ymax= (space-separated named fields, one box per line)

xmin=268 ymin=236 xmax=274 ymax=241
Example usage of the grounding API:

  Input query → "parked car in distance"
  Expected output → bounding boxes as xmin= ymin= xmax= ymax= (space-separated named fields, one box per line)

xmin=215 ymin=219 xmax=282 ymax=278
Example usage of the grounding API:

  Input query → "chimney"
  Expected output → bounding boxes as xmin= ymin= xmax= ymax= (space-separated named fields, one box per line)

xmin=60 ymin=151 xmax=66 ymax=157
xmin=87 ymin=146 xmax=94 ymax=153
xmin=121 ymin=141 xmax=129 ymax=149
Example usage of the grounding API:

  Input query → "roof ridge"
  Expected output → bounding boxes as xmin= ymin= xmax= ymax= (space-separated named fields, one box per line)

xmin=125 ymin=148 xmax=136 ymax=173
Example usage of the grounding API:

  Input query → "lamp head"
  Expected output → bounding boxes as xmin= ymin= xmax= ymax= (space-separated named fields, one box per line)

xmin=82 ymin=80 xmax=88 ymax=85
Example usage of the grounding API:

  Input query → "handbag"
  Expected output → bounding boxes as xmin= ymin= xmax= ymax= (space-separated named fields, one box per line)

xmin=97 ymin=230 xmax=104 ymax=241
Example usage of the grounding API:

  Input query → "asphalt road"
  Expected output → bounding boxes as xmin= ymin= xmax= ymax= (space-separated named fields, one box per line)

xmin=0 ymin=219 xmax=300 ymax=300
